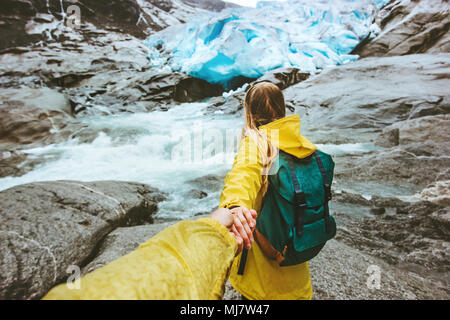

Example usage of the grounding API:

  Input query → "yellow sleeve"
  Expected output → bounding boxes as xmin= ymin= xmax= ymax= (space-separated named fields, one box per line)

xmin=219 ymin=136 xmax=263 ymax=210
xmin=42 ymin=218 xmax=237 ymax=300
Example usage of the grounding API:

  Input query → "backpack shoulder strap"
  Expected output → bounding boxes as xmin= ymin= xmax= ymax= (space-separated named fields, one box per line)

xmin=286 ymin=155 xmax=308 ymax=238
xmin=312 ymin=152 xmax=332 ymax=233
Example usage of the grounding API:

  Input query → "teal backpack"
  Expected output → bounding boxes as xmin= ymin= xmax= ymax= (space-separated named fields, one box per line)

xmin=238 ymin=149 xmax=336 ymax=274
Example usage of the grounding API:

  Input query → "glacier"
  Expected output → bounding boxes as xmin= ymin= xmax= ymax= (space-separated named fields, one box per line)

xmin=146 ymin=0 xmax=390 ymax=90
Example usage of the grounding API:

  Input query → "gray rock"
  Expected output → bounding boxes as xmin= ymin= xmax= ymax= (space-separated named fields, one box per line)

xmin=352 ymin=0 xmax=450 ymax=57
xmin=257 ymin=67 xmax=311 ymax=90
xmin=0 ymin=150 xmax=28 ymax=178
xmin=0 ymin=0 xmax=230 ymax=50
xmin=82 ymin=222 xmax=176 ymax=275
xmin=430 ymin=208 xmax=450 ymax=238
xmin=309 ymin=239 xmax=449 ymax=300
xmin=0 ymin=0 xmax=229 ymax=123
xmin=370 ymin=207 xmax=386 ymax=215
xmin=188 ymin=189 xmax=208 ymax=200
xmin=205 ymin=93 xmax=245 ymax=115
xmin=0 ymin=180 xmax=166 ymax=300
xmin=67 ymin=70 xmax=224 ymax=117
xmin=377 ymin=115 xmax=450 ymax=148
xmin=335 ymin=200 xmax=450 ymax=274
xmin=182 ymin=0 xmax=240 ymax=12
xmin=0 ymin=88 xmax=86 ymax=148
xmin=186 ymin=174 xmax=226 ymax=192
xmin=283 ymin=53 xmax=450 ymax=144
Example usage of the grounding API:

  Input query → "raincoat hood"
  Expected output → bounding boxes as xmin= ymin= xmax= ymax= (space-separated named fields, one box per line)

xmin=259 ymin=114 xmax=316 ymax=159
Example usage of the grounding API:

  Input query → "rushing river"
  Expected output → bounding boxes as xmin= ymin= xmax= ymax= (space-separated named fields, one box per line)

xmin=0 ymin=101 xmax=381 ymax=219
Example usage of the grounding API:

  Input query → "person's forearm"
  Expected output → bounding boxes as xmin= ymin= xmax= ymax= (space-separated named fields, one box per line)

xmin=43 ymin=218 xmax=237 ymax=300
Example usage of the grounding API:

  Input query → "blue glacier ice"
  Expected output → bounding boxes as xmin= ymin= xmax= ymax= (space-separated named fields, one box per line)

xmin=145 ymin=0 xmax=390 ymax=90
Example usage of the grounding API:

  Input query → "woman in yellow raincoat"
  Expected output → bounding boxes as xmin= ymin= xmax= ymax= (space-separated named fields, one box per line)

xmin=219 ymin=81 xmax=317 ymax=300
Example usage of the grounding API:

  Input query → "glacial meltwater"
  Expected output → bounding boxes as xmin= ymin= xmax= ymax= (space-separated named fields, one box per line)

xmin=0 ymin=101 xmax=381 ymax=219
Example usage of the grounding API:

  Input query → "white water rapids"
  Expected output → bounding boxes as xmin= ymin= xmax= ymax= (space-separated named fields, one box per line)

xmin=0 ymin=102 xmax=378 ymax=219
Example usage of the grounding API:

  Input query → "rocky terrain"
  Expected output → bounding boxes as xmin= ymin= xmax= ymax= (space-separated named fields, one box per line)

xmin=0 ymin=0 xmax=239 ymax=50
xmin=0 ymin=0 xmax=449 ymax=300
xmin=0 ymin=180 xmax=166 ymax=299
xmin=352 ymin=0 xmax=450 ymax=57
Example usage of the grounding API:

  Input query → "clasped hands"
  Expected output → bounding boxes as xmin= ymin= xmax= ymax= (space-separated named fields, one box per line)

xmin=210 ymin=207 xmax=257 ymax=255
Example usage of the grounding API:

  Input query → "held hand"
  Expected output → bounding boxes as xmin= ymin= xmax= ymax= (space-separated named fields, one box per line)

xmin=230 ymin=206 xmax=257 ymax=250
xmin=210 ymin=207 xmax=257 ymax=255
xmin=210 ymin=208 xmax=244 ymax=255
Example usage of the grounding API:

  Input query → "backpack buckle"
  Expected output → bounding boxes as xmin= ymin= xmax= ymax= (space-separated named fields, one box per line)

xmin=294 ymin=191 xmax=307 ymax=207
xmin=325 ymin=184 xmax=332 ymax=201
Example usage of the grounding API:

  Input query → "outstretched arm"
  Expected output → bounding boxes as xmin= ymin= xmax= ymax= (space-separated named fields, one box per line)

xmin=43 ymin=209 xmax=254 ymax=300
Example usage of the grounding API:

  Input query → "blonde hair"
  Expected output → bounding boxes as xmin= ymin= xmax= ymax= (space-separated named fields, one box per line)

xmin=241 ymin=81 xmax=286 ymax=196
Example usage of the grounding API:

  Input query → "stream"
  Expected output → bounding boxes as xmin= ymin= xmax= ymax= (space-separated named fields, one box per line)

xmin=0 ymin=100 xmax=385 ymax=219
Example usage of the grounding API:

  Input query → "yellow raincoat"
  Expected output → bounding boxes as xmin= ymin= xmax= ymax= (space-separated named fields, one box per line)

xmin=42 ymin=218 xmax=237 ymax=300
xmin=219 ymin=114 xmax=317 ymax=300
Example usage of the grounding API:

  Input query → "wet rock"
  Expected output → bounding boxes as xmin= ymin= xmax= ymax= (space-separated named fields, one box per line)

xmin=376 ymin=115 xmax=450 ymax=148
xmin=309 ymin=239 xmax=448 ymax=300
xmin=0 ymin=180 xmax=166 ymax=300
xmin=0 ymin=150 xmax=27 ymax=178
xmin=205 ymin=93 xmax=244 ymax=115
xmin=375 ymin=127 xmax=399 ymax=147
xmin=352 ymin=0 xmax=450 ymax=57
xmin=188 ymin=189 xmax=208 ymax=199
xmin=257 ymin=67 xmax=311 ymax=90
xmin=0 ymin=0 xmax=229 ymax=50
xmin=417 ymin=180 xmax=450 ymax=206
xmin=0 ymin=18 xmax=225 ymax=118
xmin=336 ymin=199 xmax=449 ymax=274
xmin=370 ymin=207 xmax=386 ymax=215
xmin=0 ymin=0 xmax=230 ymax=122
xmin=0 ymin=88 xmax=86 ymax=148
xmin=430 ymin=207 xmax=450 ymax=238
xmin=67 ymin=70 xmax=224 ymax=116
xmin=283 ymin=53 xmax=450 ymax=144
xmin=173 ymin=76 xmax=224 ymax=102
xmin=186 ymin=174 xmax=226 ymax=193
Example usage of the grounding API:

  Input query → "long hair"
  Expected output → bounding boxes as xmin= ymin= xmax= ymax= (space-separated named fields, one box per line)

xmin=242 ymin=81 xmax=286 ymax=196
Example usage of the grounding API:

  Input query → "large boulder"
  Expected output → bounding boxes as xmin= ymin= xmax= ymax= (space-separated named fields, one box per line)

xmin=283 ymin=53 xmax=449 ymax=142
xmin=0 ymin=180 xmax=166 ymax=299
xmin=257 ymin=67 xmax=311 ymax=91
xmin=352 ymin=0 xmax=450 ymax=57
